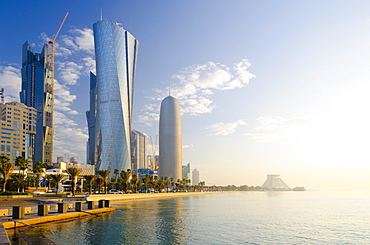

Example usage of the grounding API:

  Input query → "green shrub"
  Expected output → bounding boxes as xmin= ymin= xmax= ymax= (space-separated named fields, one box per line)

xmin=0 ymin=191 xmax=30 ymax=195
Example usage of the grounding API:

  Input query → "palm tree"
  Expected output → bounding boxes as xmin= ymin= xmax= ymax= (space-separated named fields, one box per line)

xmin=50 ymin=174 xmax=66 ymax=195
xmin=9 ymin=174 xmax=25 ymax=192
xmin=15 ymin=156 xmax=28 ymax=192
xmin=152 ymin=176 xmax=158 ymax=192
xmin=84 ymin=175 xmax=97 ymax=194
xmin=114 ymin=169 xmax=120 ymax=189
xmin=131 ymin=174 xmax=139 ymax=193
xmin=15 ymin=156 xmax=28 ymax=175
xmin=120 ymin=169 xmax=132 ymax=193
xmin=0 ymin=155 xmax=15 ymax=192
xmin=45 ymin=174 xmax=53 ymax=192
xmin=143 ymin=174 xmax=151 ymax=192
xmin=33 ymin=162 xmax=45 ymax=191
xmin=96 ymin=177 xmax=103 ymax=193
xmin=98 ymin=169 xmax=110 ymax=194
xmin=66 ymin=167 xmax=83 ymax=197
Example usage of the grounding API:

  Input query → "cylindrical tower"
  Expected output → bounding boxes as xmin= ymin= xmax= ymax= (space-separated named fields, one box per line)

xmin=158 ymin=96 xmax=182 ymax=180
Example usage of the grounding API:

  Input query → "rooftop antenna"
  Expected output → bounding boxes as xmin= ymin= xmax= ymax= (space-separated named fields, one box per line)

xmin=169 ymin=83 xmax=171 ymax=96
xmin=100 ymin=9 xmax=103 ymax=21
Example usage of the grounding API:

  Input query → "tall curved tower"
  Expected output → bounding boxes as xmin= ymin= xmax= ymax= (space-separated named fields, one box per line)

xmin=159 ymin=96 xmax=182 ymax=180
xmin=91 ymin=20 xmax=138 ymax=173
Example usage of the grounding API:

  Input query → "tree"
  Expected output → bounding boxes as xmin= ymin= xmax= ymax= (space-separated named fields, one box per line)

xmin=9 ymin=174 xmax=25 ymax=192
xmin=0 ymin=155 xmax=15 ymax=192
xmin=143 ymin=174 xmax=151 ymax=192
xmin=114 ymin=169 xmax=120 ymax=189
xmin=84 ymin=175 xmax=97 ymax=194
xmin=120 ymin=169 xmax=132 ymax=193
xmin=50 ymin=174 xmax=66 ymax=195
xmin=98 ymin=169 xmax=110 ymax=194
xmin=131 ymin=174 xmax=140 ymax=193
xmin=66 ymin=167 xmax=83 ymax=197
xmin=33 ymin=162 xmax=45 ymax=191
xmin=15 ymin=156 xmax=28 ymax=192
xmin=152 ymin=176 xmax=158 ymax=192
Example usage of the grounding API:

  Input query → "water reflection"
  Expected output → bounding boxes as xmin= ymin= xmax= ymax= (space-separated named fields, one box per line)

xmin=9 ymin=197 xmax=186 ymax=245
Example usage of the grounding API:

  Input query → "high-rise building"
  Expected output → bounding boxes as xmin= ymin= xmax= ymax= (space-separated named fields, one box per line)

xmin=182 ymin=163 xmax=190 ymax=181
xmin=0 ymin=102 xmax=36 ymax=167
xmin=86 ymin=72 xmax=96 ymax=165
xmin=20 ymin=41 xmax=54 ymax=166
xmin=131 ymin=129 xmax=147 ymax=174
xmin=87 ymin=19 xmax=139 ymax=173
xmin=158 ymin=96 xmax=182 ymax=180
xmin=192 ymin=168 xmax=199 ymax=186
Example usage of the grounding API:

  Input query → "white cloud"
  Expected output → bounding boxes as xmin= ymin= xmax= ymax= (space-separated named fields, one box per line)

xmin=60 ymin=28 xmax=94 ymax=54
xmin=246 ymin=116 xmax=308 ymax=142
xmin=0 ymin=65 xmax=21 ymax=102
xmin=57 ymin=61 xmax=83 ymax=85
xmin=54 ymin=79 xmax=78 ymax=115
xmin=140 ymin=59 xmax=255 ymax=124
xmin=207 ymin=120 xmax=247 ymax=136
xmin=182 ymin=144 xmax=194 ymax=149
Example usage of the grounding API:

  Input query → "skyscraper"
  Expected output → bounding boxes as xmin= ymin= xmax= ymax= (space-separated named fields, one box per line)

xmin=182 ymin=162 xmax=190 ymax=181
xmin=20 ymin=41 xmax=54 ymax=166
xmin=158 ymin=95 xmax=182 ymax=180
xmin=192 ymin=168 xmax=199 ymax=186
xmin=87 ymin=20 xmax=139 ymax=173
xmin=131 ymin=129 xmax=147 ymax=174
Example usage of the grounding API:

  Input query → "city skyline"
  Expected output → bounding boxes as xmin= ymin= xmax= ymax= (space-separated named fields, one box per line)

xmin=1 ymin=1 xmax=370 ymax=190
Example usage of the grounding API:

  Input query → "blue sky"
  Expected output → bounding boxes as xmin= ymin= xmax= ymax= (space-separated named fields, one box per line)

xmin=1 ymin=1 xmax=370 ymax=190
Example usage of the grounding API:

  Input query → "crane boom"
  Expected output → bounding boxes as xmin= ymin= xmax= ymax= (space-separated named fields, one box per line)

xmin=53 ymin=12 xmax=69 ymax=41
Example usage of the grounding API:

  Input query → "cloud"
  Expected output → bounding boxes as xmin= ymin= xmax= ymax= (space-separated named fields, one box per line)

xmin=0 ymin=65 xmax=21 ymax=102
xmin=182 ymin=144 xmax=194 ymax=149
xmin=246 ymin=116 xmax=308 ymax=142
xmin=54 ymin=79 xmax=78 ymax=115
xmin=207 ymin=120 xmax=247 ymax=136
xmin=57 ymin=61 xmax=83 ymax=85
xmin=139 ymin=59 xmax=255 ymax=124
xmin=60 ymin=28 xmax=94 ymax=55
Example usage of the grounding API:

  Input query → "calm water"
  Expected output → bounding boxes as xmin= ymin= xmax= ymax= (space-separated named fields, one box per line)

xmin=9 ymin=191 xmax=370 ymax=244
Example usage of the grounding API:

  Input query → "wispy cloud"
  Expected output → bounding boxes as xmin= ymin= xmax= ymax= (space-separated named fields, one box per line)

xmin=246 ymin=116 xmax=308 ymax=142
xmin=138 ymin=59 xmax=255 ymax=125
xmin=207 ymin=120 xmax=247 ymax=136
xmin=183 ymin=144 xmax=194 ymax=149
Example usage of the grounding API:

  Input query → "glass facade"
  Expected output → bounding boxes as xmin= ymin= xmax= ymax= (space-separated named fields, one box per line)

xmin=20 ymin=41 xmax=54 ymax=166
xmin=90 ymin=20 xmax=139 ymax=173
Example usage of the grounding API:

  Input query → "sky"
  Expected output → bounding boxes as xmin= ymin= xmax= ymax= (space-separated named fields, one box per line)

xmin=1 ymin=0 xmax=370 ymax=190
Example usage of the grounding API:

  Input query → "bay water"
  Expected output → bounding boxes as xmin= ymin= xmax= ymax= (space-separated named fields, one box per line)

xmin=9 ymin=191 xmax=370 ymax=244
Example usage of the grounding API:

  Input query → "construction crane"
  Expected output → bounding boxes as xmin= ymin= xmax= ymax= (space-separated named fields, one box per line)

xmin=48 ymin=12 xmax=69 ymax=124
xmin=0 ymin=88 xmax=4 ymax=104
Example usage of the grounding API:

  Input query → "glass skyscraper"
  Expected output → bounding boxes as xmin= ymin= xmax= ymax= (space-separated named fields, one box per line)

xmin=20 ymin=41 xmax=54 ymax=166
xmin=87 ymin=20 xmax=138 ymax=173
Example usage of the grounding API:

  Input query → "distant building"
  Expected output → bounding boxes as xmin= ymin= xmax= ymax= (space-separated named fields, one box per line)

xmin=192 ymin=168 xmax=199 ymax=186
xmin=70 ymin=157 xmax=78 ymax=164
xmin=131 ymin=129 xmax=147 ymax=174
xmin=261 ymin=174 xmax=290 ymax=189
xmin=57 ymin=156 xmax=64 ymax=163
xmin=20 ymin=41 xmax=54 ymax=167
xmin=158 ymin=96 xmax=182 ymax=180
xmin=0 ymin=102 xmax=36 ymax=167
xmin=182 ymin=163 xmax=190 ymax=181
